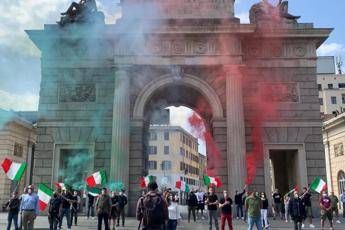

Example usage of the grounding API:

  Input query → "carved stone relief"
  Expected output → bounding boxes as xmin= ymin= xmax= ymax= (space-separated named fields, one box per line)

xmin=261 ymin=83 xmax=299 ymax=102
xmin=59 ymin=84 xmax=96 ymax=102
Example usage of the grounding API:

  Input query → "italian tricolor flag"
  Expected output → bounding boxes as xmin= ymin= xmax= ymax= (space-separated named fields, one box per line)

xmin=87 ymin=186 xmax=101 ymax=197
xmin=1 ymin=158 xmax=26 ymax=181
xmin=86 ymin=170 xmax=107 ymax=188
xmin=203 ymin=175 xmax=222 ymax=188
xmin=38 ymin=183 xmax=53 ymax=211
xmin=54 ymin=182 xmax=66 ymax=190
xmin=140 ymin=175 xmax=154 ymax=188
xmin=175 ymin=180 xmax=190 ymax=192
xmin=310 ymin=177 xmax=327 ymax=193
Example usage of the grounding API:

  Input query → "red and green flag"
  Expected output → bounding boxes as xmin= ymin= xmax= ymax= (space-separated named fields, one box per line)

xmin=38 ymin=183 xmax=53 ymax=211
xmin=140 ymin=175 xmax=154 ymax=188
xmin=85 ymin=170 xmax=107 ymax=188
xmin=175 ymin=180 xmax=190 ymax=192
xmin=310 ymin=177 xmax=327 ymax=193
xmin=86 ymin=186 xmax=101 ymax=197
xmin=1 ymin=158 xmax=26 ymax=181
xmin=203 ymin=175 xmax=222 ymax=188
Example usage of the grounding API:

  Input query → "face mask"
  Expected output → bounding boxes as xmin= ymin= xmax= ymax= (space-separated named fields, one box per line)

xmin=119 ymin=192 xmax=123 ymax=196
xmin=322 ymin=194 xmax=327 ymax=197
xmin=28 ymin=189 xmax=32 ymax=194
xmin=294 ymin=194 xmax=299 ymax=198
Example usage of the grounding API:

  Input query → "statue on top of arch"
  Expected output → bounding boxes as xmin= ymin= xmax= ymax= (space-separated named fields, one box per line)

xmin=57 ymin=0 xmax=105 ymax=27
xmin=249 ymin=0 xmax=300 ymax=24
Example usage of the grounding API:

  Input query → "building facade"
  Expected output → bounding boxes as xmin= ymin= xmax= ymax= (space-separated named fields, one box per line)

xmin=323 ymin=114 xmax=345 ymax=197
xmin=0 ymin=110 xmax=37 ymax=205
xmin=148 ymin=125 xmax=205 ymax=191
xmin=27 ymin=0 xmax=331 ymax=215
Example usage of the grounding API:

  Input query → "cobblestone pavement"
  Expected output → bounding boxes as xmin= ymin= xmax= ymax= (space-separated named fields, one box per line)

xmin=1 ymin=213 xmax=345 ymax=229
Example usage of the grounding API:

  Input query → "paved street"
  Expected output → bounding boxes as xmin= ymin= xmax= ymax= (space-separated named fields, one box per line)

xmin=1 ymin=213 xmax=345 ymax=230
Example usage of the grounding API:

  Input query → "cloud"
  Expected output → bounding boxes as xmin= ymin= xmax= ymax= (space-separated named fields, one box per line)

xmin=235 ymin=12 xmax=250 ymax=23
xmin=317 ymin=43 xmax=345 ymax=56
xmin=0 ymin=90 xmax=39 ymax=111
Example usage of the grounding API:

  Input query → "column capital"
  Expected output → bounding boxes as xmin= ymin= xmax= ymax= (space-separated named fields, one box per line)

xmin=223 ymin=65 xmax=243 ymax=75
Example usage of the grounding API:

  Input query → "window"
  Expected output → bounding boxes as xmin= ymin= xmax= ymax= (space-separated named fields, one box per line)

xmin=164 ymin=146 xmax=169 ymax=155
xmin=180 ymin=147 xmax=185 ymax=156
xmin=338 ymin=171 xmax=345 ymax=194
xmin=148 ymin=161 xmax=157 ymax=170
xmin=150 ymin=131 xmax=157 ymax=140
xmin=339 ymin=83 xmax=345 ymax=88
xmin=318 ymin=84 xmax=322 ymax=91
xmin=334 ymin=143 xmax=344 ymax=157
xmin=319 ymin=98 xmax=323 ymax=105
xmin=149 ymin=146 xmax=157 ymax=155
xmin=164 ymin=131 xmax=169 ymax=140
xmin=331 ymin=96 xmax=337 ymax=104
xmin=183 ymin=135 xmax=186 ymax=144
xmin=161 ymin=161 xmax=172 ymax=170
xmin=328 ymin=84 xmax=333 ymax=89
xmin=342 ymin=94 xmax=345 ymax=104
xmin=13 ymin=143 xmax=23 ymax=157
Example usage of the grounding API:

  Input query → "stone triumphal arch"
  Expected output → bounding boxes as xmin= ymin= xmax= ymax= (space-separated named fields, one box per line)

xmin=27 ymin=0 xmax=332 ymax=214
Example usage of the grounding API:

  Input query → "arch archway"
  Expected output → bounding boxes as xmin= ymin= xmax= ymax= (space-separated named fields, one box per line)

xmin=338 ymin=170 xmax=345 ymax=194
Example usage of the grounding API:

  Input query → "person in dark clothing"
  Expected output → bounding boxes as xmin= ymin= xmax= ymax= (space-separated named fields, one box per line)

xmin=95 ymin=188 xmax=112 ymax=230
xmin=136 ymin=181 xmax=169 ymax=230
xmin=301 ymin=187 xmax=315 ymax=228
xmin=48 ymin=191 xmax=62 ymax=230
xmin=59 ymin=189 xmax=73 ymax=230
xmin=219 ymin=190 xmax=233 ymax=230
xmin=87 ymin=193 xmax=95 ymax=219
xmin=206 ymin=187 xmax=219 ymax=230
xmin=116 ymin=190 xmax=128 ymax=227
xmin=260 ymin=192 xmax=269 ymax=229
xmin=234 ymin=186 xmax=246 ymax=220
xmin=4 ymin=191 xmax=20 ymax=230
xmin=272 ymin=189 xmax=283 ymax=220
xmin=187 ymin=191 xmax=198 ymax=223
xmin=110 ymin=191 xmax=118 ymax=230
xmin=289 ymin=191 xmax=306 ymax=230
xmin=70 ymin=190 xmax=80 ymax=226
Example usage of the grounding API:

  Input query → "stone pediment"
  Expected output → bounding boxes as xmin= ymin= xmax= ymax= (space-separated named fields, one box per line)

xmin=121 ymin=0 xmax=235 ymax=19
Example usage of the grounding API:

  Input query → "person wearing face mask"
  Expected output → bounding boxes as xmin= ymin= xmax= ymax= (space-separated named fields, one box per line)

xmin=19 ymin=185 xmax=39 ymax=230
xmin=48 ymin=191 xmax=62 ymax=230
xmin=70 ymin=190 xmax=81 ymax=226
xmin=95 ymin=187 xmax=112 ymax=230
xmin=260 ymin=192 xmax=269 ymax=229
xmin=110 ymin=191 xmax=119 ymax=230
xmin=219 ymin=190 xmax=233 ymax=230
xmin=116 ymin=190 xmax=128 ymax=227
xmin=288 ymin=191 xmax=306 ymax=230
xmin=244 ymin=191 xmax=262 ymax=230
xmin=320 ymin=191 xmax=334 ymax=230
xmin=4 ymin=191 xmax=20 ymax=230
xmin=167 ymin=194 xmax=181 ymax=230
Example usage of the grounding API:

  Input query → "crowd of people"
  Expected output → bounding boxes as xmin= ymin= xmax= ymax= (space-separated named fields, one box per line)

xmin=3 ymin=182 xmax=345 ymax=230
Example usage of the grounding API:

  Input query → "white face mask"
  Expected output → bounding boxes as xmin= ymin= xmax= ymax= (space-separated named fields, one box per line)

xmin=27 ymin=189 xmax=32 ymax=194
xmin=322 ymin=194 xmax=327 ymax=197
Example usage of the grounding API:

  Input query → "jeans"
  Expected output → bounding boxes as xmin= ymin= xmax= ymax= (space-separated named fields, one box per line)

xmin=48 ymin=213 xmax=59 ymax=230
xmin=97 ymin=213 xmax=109 ymax=230
xmin=247 ymin=216 xmax=263 ymax=230
xmin=71 ymin=207 xmax=78 ymax=225
xmin=7 ymin=211 xmax=19 ymax=230
xmin=188 ymin=206 xmax=196 ymax=222
xmin=167 ymin=219 xmax=178 ymax=230
xmin=117 ymin=208 xmax=125 ymax=226
xmin=260 ymin=209 xmax=268 ymax=228
xmin=343 ymin=203 xmax=345 ymax=218
xmin=59 ymin=208 xmax=71 ymax=229
xmin=87 ymin=204 xmax=95 ymax=218
xmin=209 ymin=210 xmax=219 ymax=230
xmin=221 ymin=213 xmax=233 ymax=230
xmin=236 ymin=205 xmax=243 ymax=218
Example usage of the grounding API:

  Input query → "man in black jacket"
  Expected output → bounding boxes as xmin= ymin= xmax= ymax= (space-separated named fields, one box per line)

xmin=234 ymin=186 xmax=246 ymax=220
xmin=187 ymin=191 xmax=198 ymax=223
xmin=289 ymin=191 xmax=306 ymax=230
xmin=48 ymin=191 xmax=62 ymax=230
xmin=4 ymin=191 xmax=20 ymax=230
xmin=116 ymin=190 xmax=128 ymax=227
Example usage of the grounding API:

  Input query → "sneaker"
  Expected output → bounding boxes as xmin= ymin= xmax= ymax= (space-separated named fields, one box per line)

xmin=336 ymin=220 xmax=341 ymax=223
xmin=309 ymin=224 xmax=315 ymax=228
xmin=285 ymin=220 xmax=288 ymax=223
xmin=301 ymin=223 xmax=305 ymax=228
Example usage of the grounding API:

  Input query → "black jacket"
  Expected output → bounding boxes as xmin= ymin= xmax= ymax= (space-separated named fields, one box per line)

xmin=5 ymin=197 xmax=20 ymax=213
xmin=288 ymin=198 xmax=306 ymax=220
xmin=235 ymin=190 xmax=246 ymax=205
xmin=187 ymin=193 xmax=198 ymax=207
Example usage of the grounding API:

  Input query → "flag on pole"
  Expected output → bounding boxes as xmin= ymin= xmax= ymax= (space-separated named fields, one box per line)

xmin=1 ymin=158 xmax=26 ymax=181
xmin=85 ymin=170 xmax=107 ymax=188
xmin=140 ymin=175 xmax=154 ymax=188
xmin=310 ymin=177 xmax=327 ymax=193
xmin=203 ymin=175 xmax=222 ymax=188
xmin=86 ymin=186 xmax=101 ymax=197
xmin=175 ymin=180 xmax=190 ymax=193
xmin=287 ymin=185 xmax=299 ymax=195
xmin=54 ymin=182 xmax=66 ymax=190
xmin=38 ymin=183 xmax=53 ymax=211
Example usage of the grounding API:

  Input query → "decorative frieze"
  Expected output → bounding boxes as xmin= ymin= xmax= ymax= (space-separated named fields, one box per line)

xmin=59 ymin=84 xmax=96 ymax=103
xmin=261 ymin=83 xmax=299 ymax=102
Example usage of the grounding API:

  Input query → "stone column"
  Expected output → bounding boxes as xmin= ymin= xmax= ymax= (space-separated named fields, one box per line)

xmin=225 ymin=65 xmax=247 ymax=193
xmin=110 ymin=66 xmax=130 ymax=187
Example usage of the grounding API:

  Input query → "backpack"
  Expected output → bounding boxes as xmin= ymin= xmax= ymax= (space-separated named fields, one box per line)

xmin=142 ymin=193 xmax=165 ymax=227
